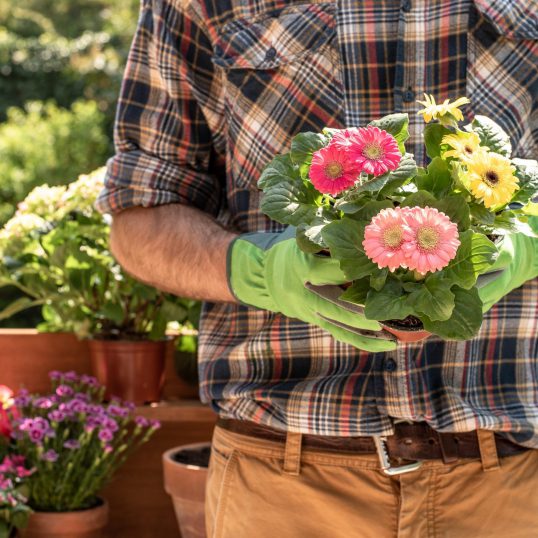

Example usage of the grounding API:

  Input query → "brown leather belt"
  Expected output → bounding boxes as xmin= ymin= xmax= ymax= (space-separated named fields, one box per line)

xmin=216 ymin=418 xmax=529 ymax=464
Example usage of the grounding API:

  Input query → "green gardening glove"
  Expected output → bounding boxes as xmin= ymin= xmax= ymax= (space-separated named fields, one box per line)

xmin=227 ymin=227 xmax=397 ymax=352
xmin=477 ymin=223 xmax=538 ymax=312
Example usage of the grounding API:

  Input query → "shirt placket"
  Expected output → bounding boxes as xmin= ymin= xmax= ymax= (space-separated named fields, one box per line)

xmin=394 ymin=0 xmax=426 ymax=164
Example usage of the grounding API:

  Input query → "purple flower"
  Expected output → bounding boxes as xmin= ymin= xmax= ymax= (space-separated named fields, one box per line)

xmin=66 ymin=399 xmax=88 ymax=414
xmin=32 ymin=418 xmax=49 ymax=431
xmin=103 ymin=444 xmax=113 ymax=454
xmin=0 ymin=476 xmax=13 ymax=490
xmin=28 ymin=428 xmax=45 ymax=444
xmin=41 ymin=450 xmax=58 ymax=463
xmin=101 ymin=418 xmax=118 ymax=432
xmin=14 ymin=393 xmax=31 ymax=407
xmin=56 ymin=385 xmax=74 ymax=398
xmin=107 ymin=405 xmax=129 ymax=419
xmin=48 ymin=410 xmax=66 ymax=423
xmin=74 ymin=393 xmax=90 ymax=402
xmin=123 ymin=401 xmax=136 ymax=412
xmin=87 ymin=404 xmax=106 ymax=416
xmin=98 ymin=429 xmax=114 ymax=443
xmin=63 ymin=371 xmax=79 ymax=382
xmin=81 ymin=375 xmax=100 ymax=388
xmin=150 ymin=420 xmax=161 ymax=430
xmin=134 ymin=416 xmax=150 ymax=428
xmin=34 ymin=397 xmax=54 ymax=409
xmin=49 ymin=371 xmax=62 ymax=381
xmin=64 ymin=439 xmax=81 ymax=450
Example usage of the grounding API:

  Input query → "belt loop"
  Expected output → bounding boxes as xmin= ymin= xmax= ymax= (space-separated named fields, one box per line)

xmin=477 ymin=430 xmax=500 ymax=472
xmin=282 ymin=431 xmax=302 ymax=476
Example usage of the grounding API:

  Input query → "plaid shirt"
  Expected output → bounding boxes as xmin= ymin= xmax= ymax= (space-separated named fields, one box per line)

xmin=97 ymin=0 xmax=538 ymax=446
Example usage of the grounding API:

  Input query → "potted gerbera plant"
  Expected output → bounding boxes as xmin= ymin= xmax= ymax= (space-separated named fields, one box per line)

xmin=3 ymin=371 xmax=159 ymax=538
xmin=259 ymin=95 xmax=537 ymax=341
xmin=0 ymin=169 xmax=197 ymax=403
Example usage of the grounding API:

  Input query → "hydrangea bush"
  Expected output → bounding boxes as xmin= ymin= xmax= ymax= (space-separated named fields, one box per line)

xmin=4 ymin=372 xmax=160 ymax=512
xmin=0 ymin=168 xmax=198 ymax=339
xmin=259 ymin=96 xmax=538 ymax=340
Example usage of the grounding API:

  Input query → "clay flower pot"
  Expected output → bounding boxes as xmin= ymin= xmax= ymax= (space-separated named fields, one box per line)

xmin=381 ymin=320 xmax=432 ymax=343
xmin=89 ymin=339 xmax=168 ymax=404
xmin=20 ymin=499 xmax=108 ymax=538
xmin=162 ymin=443 xmax=210 ymax=538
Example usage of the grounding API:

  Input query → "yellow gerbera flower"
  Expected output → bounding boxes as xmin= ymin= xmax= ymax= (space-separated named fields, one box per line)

xmin=417 ymin=94 xmax=470 ymax=124
xmin=442 ymin=131 xmax=484 ymax=161
xmin=465 ymin=152 xmax=519 ymax=208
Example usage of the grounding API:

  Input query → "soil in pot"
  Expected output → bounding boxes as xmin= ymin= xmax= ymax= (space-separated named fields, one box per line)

xmin=163 ymin=443 xmax=210 ymax=538
xmin=89 ymin=339 xmax=167 ymax=404
xmin=20 ymin=499 xmax=108 ymax=538
xmin=381 ymin=316 xmax=432 ymax=343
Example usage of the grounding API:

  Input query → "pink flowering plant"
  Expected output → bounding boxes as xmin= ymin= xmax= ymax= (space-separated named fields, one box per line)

xmin=5 ymin=371 xmax=160 ymax=512
xmin=259 ymin=96 xmax=538 ymax=340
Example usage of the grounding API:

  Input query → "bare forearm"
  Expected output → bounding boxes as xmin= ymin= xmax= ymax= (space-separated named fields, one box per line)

xmin=110 ymin=204 xmax=237 ymax=302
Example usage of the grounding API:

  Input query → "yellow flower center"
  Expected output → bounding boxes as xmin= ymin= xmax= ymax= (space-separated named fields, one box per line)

xmin=383 ymin=225 xmax=403 ymax=249
xmin=325 ymin=161 xmax=344 ymax=179
xmin=363 ymin=143 xmax=384 ymax=161
xmin=417 ymin=226 xmax=439 ymax=251
xmin=483 ymin=170 xmax=499 ymax=187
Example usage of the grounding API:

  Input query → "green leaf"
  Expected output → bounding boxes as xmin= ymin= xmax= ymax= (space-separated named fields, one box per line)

xmin=470 ymin=115 xmax=512 ymax=157
xmin=416 ymin=157 xmax=452 ymax=197
xmin=341 ymin=200 xmax=394 ymax=218
xmin=290 ymin=132 xmax=329 ymax=166
xmin=522 ymin=202 xmax=538 ymax=217
xmin=339 ymin=279 xmax=370 ymax=305
xmin=369 ymin=113 xmax=409 ymax=153
xmin=443 ymin=231 xmax=497 ymax=289
xmin=406 ymin=274 xmax=455 ymax=321
xmin=0 ymin=297 xmax=45 ymax=320
xmin=422 ymin=286 xmax=483 ymax=340
xmin=321 ymin=219 xmax=379 ymax=280
xmin=434 ymin=194 xmax=471 ymax=231
xmin=490 ymin=212 xmax=538 ymax=238
xmin=296 ymin=219 xmax=328 ymax=254
xmin=261 ymin=180 xmax=318 ymax=226
xmin=99 ymin=301 xmax=124 ymax=324
xmin=401 ymin=190 xmax=438 ymax=208
xmin=423 ymin=124 xmax=452 ymax=159
xmin=469 ymin=202 xmax=495 ymax=225
xmin=511 ymin=158 xmax=538 ymax=205
xmin=370 ymin=268 xmax=389 ymax=291
xmin=258 ymin=154 xmax=299 ymax=190
xmin=365 ymin=279 xmax=413 ymax=321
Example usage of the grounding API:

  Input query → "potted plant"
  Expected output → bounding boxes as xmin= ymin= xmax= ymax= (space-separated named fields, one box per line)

xmin=0 ymin=168 xmax=198 ymax=403
xmin=162 ymin=443 xmax=210 ymax=538
xmin=258 ymin=96 xmax=538 ymax=341
xmin=2 ymin=372 xmax=160 ymax=538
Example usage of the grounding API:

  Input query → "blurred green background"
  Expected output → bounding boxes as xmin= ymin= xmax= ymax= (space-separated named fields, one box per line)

xmin=0 ymin=0 xmax=140 ymax=327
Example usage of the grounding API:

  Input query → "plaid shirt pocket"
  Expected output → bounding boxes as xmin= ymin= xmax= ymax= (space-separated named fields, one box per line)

xmin=211 ymin=2 xmax=345 ymax=190
xmin=466 ymin=1 xmax=538 ymax=159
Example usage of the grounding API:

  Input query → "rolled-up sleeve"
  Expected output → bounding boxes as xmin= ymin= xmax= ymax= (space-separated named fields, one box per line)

xmin=96 ymin=0 xmax=224 ymax=216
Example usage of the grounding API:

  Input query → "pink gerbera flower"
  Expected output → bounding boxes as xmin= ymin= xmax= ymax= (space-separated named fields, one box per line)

xmin=362 ymin=207 xmax=410 ymax=271
xmin=329 ymin=128 xmax=360 ymax=149
xmin=309 ymin=144 xmax=360 ymax=195
xmin=347 ymin=126 xmax=402 ymax=176
xmin=402 ymin=207 xmax=460 ymax=275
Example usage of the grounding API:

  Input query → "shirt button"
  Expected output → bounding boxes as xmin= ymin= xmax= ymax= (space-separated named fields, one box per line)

xmin=384 ymin=358 xmax=397 ymax=372
xmin=265 ymin=47 xmax=277 ymax=61
xmin=403 ymin=88 xmax=415 ymax=102
xmin=401 ymin=0 xmax=412 ymax=12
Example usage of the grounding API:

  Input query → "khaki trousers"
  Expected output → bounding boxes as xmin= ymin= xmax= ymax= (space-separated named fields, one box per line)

xmin=205 ymin=424 xmax=538 ymax=538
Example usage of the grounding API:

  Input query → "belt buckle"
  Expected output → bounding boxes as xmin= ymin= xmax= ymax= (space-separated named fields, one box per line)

xmin=373 ymin=435 xmax=423 ymax=476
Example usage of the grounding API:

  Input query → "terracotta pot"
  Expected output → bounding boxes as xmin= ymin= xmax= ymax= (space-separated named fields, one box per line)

xmin=20 ymin=499 xmax=108 ymax=538
xmin=0 ymin=330 xmax=91 ymax=393
xmin=381 ymin=323 xmax=432 ymax=343
xmin=162 ymin=443 xmax=210 ymax=538
xmin=88 ymin=339 xmax=167 ymax=404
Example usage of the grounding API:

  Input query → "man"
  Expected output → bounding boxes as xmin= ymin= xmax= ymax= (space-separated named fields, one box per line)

xmin=97 ymin=0 xmax=538 ymax=536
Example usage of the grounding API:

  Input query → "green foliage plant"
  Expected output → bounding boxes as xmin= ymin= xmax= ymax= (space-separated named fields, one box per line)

xmin=0 ymin=100 xmax=109 ymax=226
xmin=0 ymin=168 xmax=195 ymax=341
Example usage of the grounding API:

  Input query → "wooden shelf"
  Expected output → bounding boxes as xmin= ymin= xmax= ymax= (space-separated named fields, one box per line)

xmin=135 ymin=400 xmax=216 ymax=422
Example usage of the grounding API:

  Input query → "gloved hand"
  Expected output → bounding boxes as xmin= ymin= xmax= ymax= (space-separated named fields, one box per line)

xmin=477 ymin=222 xmax=538 ymax=312
xmin=227 ymin=227 xmax=397 ymax=352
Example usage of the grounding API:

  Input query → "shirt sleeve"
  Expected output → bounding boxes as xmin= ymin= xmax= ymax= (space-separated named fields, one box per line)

xmin=96 ymin=0 xmax=224 ymax=216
